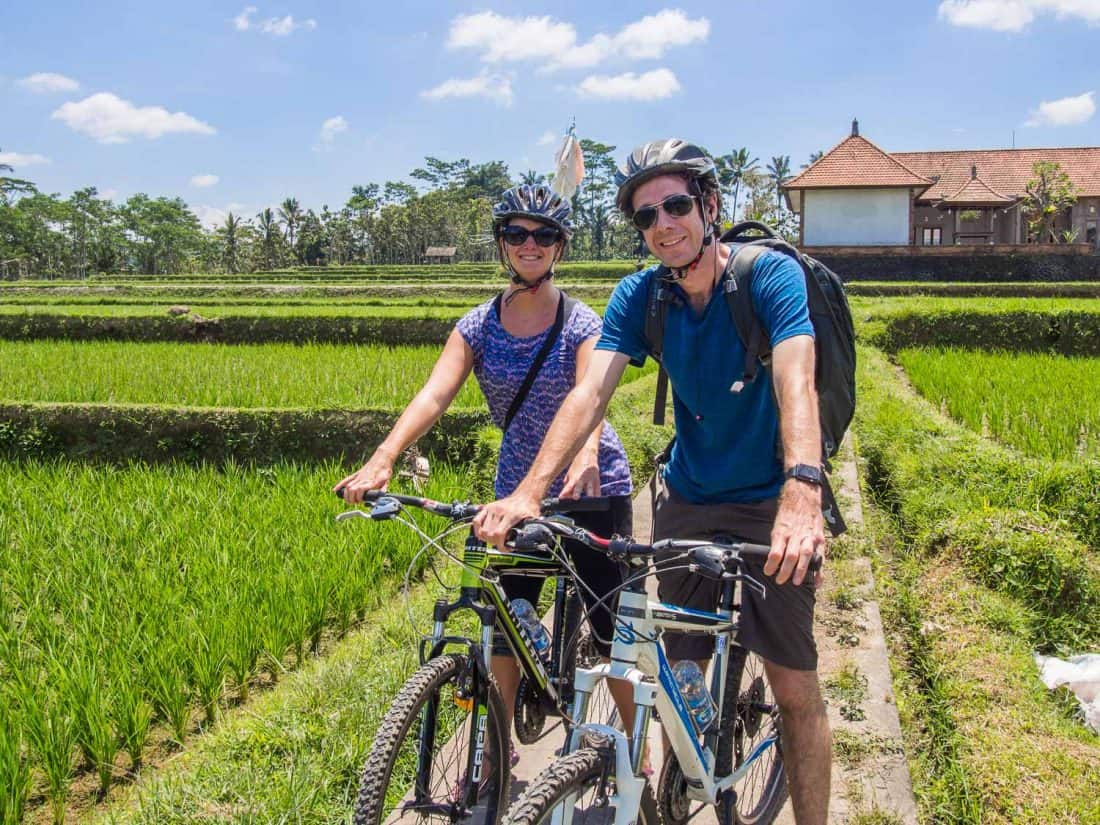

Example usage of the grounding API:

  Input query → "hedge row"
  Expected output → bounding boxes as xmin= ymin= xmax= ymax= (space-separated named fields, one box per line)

xmin=846 ymin=282 xmax=1100 ymax=298
xmin=863 ymin=310 xmax=1100 ymax=356
xmin=61 ymin=261 xmax=646 ymax=282
xmin=0 ymin=283 xmax=617 ymax=301
xmin=0 ymin=403 xmax=488 ymax=466
xmin=818 ymin=251 xmax=1100 ymax=282
xmin=0 ymin=313 xmax=458 ymax=344
xmin=857 ymin=346 xmax=1100 ymax=631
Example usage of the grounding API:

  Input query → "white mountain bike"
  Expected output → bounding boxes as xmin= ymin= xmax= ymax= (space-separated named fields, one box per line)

xmin=501 ymin=516 xmax=817 ymax=825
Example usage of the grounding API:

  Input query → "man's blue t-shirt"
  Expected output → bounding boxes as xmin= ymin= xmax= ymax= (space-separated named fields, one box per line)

xmin=596 ymin=250 xmax=813 ymax=504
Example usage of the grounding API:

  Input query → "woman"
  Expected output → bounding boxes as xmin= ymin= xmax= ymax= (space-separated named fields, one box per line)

xmin=335 ymin=184 xmax=636 ymax=757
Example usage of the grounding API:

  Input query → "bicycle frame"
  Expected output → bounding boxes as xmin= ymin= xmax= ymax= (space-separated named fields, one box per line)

xmin=558 ymin=577 xmax=778 ymax=825
xmin=418 ymin=533 xmax=585 ymax=811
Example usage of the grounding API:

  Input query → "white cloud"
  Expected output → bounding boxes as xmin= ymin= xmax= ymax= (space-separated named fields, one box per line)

xmin=233 ymin=6 xmax=317 ymax=35
xmin=233 ymin=6 xmax=257 ymax=30
xmin=447 ymin=11 xmax=576 ymax=63
xmin=1025 ymin=90 xmax=1096 ymax=126
xmin=537 ymin=130 xmax=558 ymax=146
xmin=938 ymin=0 xmax=1100 ymax=31
xmin=51 ymin=93 xmax=216 ymax=144
xmin=261 ymin=15 xmax=318 ymax=35
xmin=444 ymin=10 xmax=709 ymax=71
xmin=610 ymin=10 xmax=710 ymax=59
xmin=0 ymin=151 xmax=51 ymax=168
xmin=99 ymin=188 xmax=119 ymax=201
xmin=314 ymin=115 xmax=349 ymax=150
xmin=17 ymin=72 xmax=80 ymax=93
xmin=421 ymin=72 xmax=513 ymax=107
xmin=193 ymin=203 xmax=249 ymax=229
xmin=190 ymin=174 xmax=220 ymax=187
xmin=577 ymin=68 xmax=681 ymax=101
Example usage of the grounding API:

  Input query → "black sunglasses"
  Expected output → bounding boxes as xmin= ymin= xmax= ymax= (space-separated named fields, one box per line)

xmin=631 ymin=193 xmax=698 ymax=231
xmin=500 ymin=225 xmax=563 ymax=247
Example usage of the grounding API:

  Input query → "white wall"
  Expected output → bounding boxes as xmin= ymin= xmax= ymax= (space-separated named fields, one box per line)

xmin=803 ymin=189 xmax=910 ymax=245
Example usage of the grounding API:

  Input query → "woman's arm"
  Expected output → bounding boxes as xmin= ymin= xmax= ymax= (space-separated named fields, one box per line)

xmin=334 ymin=329 xmax=474 ymax=501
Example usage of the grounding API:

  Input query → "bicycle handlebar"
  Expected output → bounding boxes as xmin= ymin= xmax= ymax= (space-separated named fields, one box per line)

xmin=334 ymin=488 xmax=613 ymax=520
xmin=511 ymin=519 xmax=822 ymax=576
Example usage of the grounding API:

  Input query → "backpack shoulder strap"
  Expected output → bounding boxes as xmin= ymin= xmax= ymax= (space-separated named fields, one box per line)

xmin=723 ymin=244 xmax=769 ymax=391
xmin=643 ymin=266 xmax=676 ymax=426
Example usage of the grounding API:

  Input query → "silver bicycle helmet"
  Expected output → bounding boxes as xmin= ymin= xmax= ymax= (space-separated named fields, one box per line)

xmin=614 ymin=139 xmax=718 ymax=213
xmin=492 ymin=184 xmax=574 ymax=239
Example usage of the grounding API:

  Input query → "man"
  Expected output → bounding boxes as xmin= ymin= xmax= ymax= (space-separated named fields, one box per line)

xmin=474 ymin=139 xmax=830 ymax=824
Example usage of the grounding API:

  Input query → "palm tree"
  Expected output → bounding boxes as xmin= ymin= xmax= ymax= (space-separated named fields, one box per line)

xmin=520 ymin=169 xmax=545 ymax=185
xmin=715 ymin=148 xmax=758 ymax=223
xmin=278 ymin=198 xmax=302 ymax=247
xmin=256 ymin=208 xmax=280 ymax=270
xmin=221 ymin=212 xmax=243 ymax=274
xmin=766 ymin=155 xmax=791 ymax=217
xmin=801 ymin=150 xmax=824 ymax=170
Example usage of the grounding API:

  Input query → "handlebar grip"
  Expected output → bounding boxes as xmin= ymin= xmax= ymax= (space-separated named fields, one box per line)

xmin=541 ymin=496 xmax=612 ymax=514
xmin=739 ymin=542 xmax=824 ymax=573
xmin=335 ymin=488 xmax=385 ymax=502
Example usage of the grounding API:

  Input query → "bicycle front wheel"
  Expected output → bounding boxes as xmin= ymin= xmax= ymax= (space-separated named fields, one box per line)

xmin=715 ymin=648 xmax=788 ymax=825
xmin=503 ymin=747 xmax=658 ymax=825
xmin=354 ymin=654 xmax=511 ymax=825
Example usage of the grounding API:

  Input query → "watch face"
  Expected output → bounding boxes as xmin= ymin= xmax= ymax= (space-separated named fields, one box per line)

xmin=788 ymin=464 xmax=822 ymax=484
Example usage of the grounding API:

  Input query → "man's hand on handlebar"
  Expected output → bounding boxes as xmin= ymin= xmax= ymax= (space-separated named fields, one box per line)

xmin=472 ymin=491 xmax=542 ymax=549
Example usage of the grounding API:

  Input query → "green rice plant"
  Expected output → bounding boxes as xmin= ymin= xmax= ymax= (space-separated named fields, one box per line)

xmin=65 ymin=654 xmax=119 ymax=793
xmin=19 ymin=690 xmax=75 ymax=825
xmin=897 ymin=347 xmax=1100 ymax=460
xmin=0 ymin=703 xmax=31 ymax=825
xmin=143 ymin=642 xmax=191 ymax=746
xmin=0 ymin=341 xmax=486 ymax=409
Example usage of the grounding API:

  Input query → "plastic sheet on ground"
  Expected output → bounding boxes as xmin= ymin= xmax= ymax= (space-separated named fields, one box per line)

xmin=1034 ymin=653 xmax=1100 ymax=733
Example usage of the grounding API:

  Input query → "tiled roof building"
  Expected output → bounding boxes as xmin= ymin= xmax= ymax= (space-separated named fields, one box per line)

xmin=783 ymin=121 xmax=1100 ymax=249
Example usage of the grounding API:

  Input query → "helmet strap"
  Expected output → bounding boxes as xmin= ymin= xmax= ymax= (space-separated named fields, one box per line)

xmin=669 ymin=201 xmax=715 ymax=280
xmin=500 ymin=243 xmax=562 ymax=306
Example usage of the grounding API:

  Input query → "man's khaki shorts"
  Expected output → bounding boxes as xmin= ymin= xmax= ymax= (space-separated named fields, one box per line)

xmin=651 ymin=473 xmax=818 ymax=671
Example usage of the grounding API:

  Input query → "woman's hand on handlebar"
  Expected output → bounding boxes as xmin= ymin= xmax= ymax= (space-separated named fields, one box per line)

xmin=332 ymin=450 xmax=396 ymax=504
xmin=472 ymin=490 xmax=542 ymax=549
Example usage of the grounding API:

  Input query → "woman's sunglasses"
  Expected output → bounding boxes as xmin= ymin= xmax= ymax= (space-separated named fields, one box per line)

xmin=631 ymin=193 xmax=698 ymax=231
xmin=500 ymin=225 xmax=563 ymax=247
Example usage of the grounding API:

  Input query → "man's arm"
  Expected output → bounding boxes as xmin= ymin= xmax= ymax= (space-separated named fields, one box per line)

xmin=765 ymin=334 xmax=825 ymax=587
xmin=472 ymin=348 xmax=632 ymax=546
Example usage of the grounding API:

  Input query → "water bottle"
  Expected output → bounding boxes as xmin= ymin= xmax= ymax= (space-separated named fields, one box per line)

xmin=511 ymin=598 xmax=551 ymax=661
xmin=673 ymin=660 xmax=716 ymax=733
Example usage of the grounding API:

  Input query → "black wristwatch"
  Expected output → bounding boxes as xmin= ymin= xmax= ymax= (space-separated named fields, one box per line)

xmin=784 ymin=464 xmax=824 ymax=486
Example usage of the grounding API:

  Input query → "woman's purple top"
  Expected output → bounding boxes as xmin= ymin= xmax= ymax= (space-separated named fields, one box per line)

xmin=456 ymin=296 xmax=633 ymax=500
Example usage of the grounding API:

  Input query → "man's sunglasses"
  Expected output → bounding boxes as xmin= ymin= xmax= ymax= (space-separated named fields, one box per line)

xmin=500 ymin=225 xmax=563 ymax=247
xmin=631 ymin=193 xmax=698 ymax=231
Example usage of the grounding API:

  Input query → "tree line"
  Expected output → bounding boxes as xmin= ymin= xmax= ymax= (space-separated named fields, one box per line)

xmin=0 ymin=142 xmax=800 ymax=279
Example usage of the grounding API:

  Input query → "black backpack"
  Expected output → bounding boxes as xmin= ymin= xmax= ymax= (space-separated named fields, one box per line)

xmin=642 ymin=220 xmax=856 ymax=534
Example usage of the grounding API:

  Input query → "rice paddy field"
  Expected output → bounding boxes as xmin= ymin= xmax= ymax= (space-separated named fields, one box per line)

xmin=0 ymin=459 xmax=470 ymax=821
xmin=898 ymin=347 xmax=1100 ymax=460
xmin=2 ymin=269 xmax=1099 ymax=823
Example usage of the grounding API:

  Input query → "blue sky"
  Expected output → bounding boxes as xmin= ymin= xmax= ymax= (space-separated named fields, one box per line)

xmin=2 ymin=0 xmax=1098 ymax=226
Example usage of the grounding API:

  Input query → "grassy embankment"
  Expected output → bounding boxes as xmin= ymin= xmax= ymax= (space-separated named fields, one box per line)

xmin=856 ymin=345 xmax=1099 ymax=823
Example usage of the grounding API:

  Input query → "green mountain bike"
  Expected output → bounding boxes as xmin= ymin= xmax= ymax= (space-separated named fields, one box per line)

xmin=337 ymin=491 xmax=619 ymax=825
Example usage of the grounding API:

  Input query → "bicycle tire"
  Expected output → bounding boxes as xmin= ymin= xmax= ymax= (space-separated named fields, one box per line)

xmin=503 ymin=747 xmax=658 ymax=825
xmin=714 ymin=647 xmax=788 ymax=825
xmin=354 ymin=654 xmax=511 ymax=825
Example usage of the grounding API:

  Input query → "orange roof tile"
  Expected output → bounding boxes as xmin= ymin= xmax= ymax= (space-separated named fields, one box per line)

xmin=784 ymin=134 xmax=932 ymax=189
xmin=896 ymin=147 xmax=1100 ymax=200
xmin=933 ymin=174 xmax=1014 ymax=205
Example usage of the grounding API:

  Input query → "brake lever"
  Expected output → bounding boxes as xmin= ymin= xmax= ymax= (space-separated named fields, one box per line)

xmin=335 ymin=510 xmax=371 ymax=522
xmin=735 ymin=573 xmax=768 ymax=600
